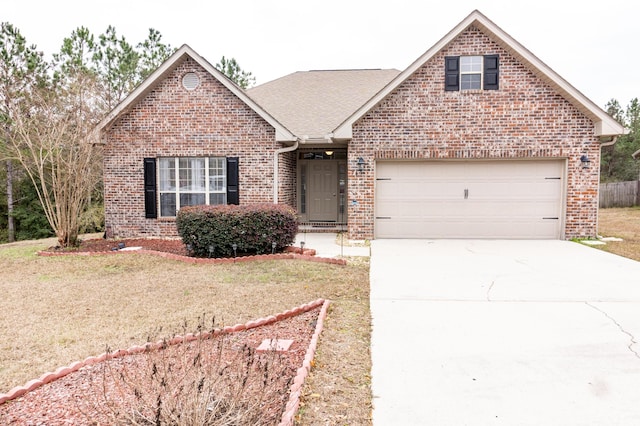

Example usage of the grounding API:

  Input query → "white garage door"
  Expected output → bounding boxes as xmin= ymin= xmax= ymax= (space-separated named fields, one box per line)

xmin=375 ymin=160 xmax=565 ymax=239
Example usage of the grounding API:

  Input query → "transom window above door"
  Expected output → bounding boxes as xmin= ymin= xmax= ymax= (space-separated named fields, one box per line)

xmin=298 ymin=150 xmax=347 ymax=160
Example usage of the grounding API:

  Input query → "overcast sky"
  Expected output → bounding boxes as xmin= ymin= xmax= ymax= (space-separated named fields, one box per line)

xmin=4 ymin=0 xmax=639 ymax=111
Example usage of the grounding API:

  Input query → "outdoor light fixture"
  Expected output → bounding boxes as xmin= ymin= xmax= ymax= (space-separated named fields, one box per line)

xmin=580 ymin=155 xmax=591 ymax=169
xmin=272 ymin=241 xmax=277 ymax=254
xmin=208 ymin=245 xmax=215 ymax=258
xmin=357 ymin=157 xmax=365 ymax=173
xmin=300 ymin=241 xmax=305 ymax=252
xmin=232 ymin=243 xmax=238 ymax=258
xmin=325 ymin=150 xmax=334 ymax=156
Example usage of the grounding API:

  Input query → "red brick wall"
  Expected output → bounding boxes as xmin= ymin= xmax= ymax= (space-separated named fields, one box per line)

xmin=348 ymin=26 xmax=601 ymax=240
xmin=104 ymin=57 xmax=295 ymax=238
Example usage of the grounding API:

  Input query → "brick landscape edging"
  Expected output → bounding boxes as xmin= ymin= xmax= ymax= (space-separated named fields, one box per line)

xmin=0 ymin=298 xmax=331 ymax=424
xmin=37 ymin=245 xmax=347 ymax=265
xmin=279 ymin=299 xmax=331 ymax=426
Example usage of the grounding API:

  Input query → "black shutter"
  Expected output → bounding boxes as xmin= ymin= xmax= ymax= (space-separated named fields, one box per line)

xmin=483 ymin=54 xmax=499 ymax=90
xmin=226 ymin=157 xmax=239 ymax=205
xmin=444 ymin=56 xmax=460 ymax=91
xmin=143 ymin=158 xmax=157 ymax=218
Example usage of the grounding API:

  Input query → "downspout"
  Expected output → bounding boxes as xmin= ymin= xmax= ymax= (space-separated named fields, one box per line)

xmin=600 ymin=135 xmax=618 ymax=148
xmin=273 ymin=139 xmax=300 ymax=203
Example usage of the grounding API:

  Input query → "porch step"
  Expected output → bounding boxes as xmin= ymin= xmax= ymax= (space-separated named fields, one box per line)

xmin=298 ymin=222 xmax=347 ymax=233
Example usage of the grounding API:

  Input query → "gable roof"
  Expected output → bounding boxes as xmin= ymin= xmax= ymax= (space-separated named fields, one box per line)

xmin=95 ymin=44 xmax=296 ymax=143
xmin=333 ymin=10 xmax=627 ymax=140
xmin=247 ymin=69 xmax=400 ymax=141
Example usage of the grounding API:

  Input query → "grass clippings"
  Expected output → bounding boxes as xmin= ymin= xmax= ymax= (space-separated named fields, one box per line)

xmin=0 ymin=238 xmax=371 ymax=425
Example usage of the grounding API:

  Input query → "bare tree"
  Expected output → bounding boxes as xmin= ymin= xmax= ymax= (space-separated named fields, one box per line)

xmin=6 ymin=71 xmax=102 ymax=247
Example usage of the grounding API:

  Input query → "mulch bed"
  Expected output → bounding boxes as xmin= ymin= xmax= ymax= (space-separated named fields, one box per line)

xmin=76 ymin=238 xmax=189 ymax=256
xmin=0 ymin=304 xmax=325 ymax=425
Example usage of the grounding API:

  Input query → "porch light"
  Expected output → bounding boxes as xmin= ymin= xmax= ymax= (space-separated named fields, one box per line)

xmin=580 ymin=155 xmax=591 ymax=169
xmin=325 ymin=150 xmax=334 ymax=156
xmin=357 ymin=157 xmax=366 ymax=173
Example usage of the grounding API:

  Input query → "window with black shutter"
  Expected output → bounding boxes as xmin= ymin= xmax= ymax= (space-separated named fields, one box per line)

xmin=150 ymin=156 xmax=239 ymax=217
xmin=445 ymin=55 xmax=499 ymax=91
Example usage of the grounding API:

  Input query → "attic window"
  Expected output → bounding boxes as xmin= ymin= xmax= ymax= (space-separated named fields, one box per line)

xmin=460 ymin=56 xmax=483 ymax=90
xmin=182 ymin=72 xmax=200 ymax=90
xmin=445 ymin=55 xmax=499 ymax=91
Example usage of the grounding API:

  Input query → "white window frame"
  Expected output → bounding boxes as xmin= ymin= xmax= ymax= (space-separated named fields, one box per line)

xmin=158 ymin=157 xmax=227 ymax=217
xmin=460 ymin=56 xmax=483 ymax=91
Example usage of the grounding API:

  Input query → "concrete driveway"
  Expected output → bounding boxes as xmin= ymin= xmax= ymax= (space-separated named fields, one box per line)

xmin=370 ymin=240 xmax=640 ymax=425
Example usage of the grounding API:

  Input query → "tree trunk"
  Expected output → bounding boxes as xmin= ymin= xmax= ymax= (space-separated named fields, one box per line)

xmin=6 ymin=160 xmax=15 ymax=242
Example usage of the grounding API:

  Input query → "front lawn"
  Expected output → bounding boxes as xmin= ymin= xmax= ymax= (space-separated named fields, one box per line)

xmin=0 ymin=240 xmax=372 ymax=424
xmin=597 ymin=207 xmax=640 ymax=261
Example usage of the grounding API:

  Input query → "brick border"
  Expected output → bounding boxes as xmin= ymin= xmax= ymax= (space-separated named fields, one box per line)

xmin=279 ymin=299 xmax=330 ymax=426
xmin=37 ymin=245 xmax=347 ymax=266
xmin=0 ymin=298 xmax=330 ymax=426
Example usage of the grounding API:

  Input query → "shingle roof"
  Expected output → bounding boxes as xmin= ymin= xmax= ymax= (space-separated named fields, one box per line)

xmin=247 ymin=69 xmax=400 ymax=140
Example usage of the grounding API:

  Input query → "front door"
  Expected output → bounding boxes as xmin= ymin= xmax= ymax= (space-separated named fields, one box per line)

xmin=309 ymin=161 xmax=338 ymax=221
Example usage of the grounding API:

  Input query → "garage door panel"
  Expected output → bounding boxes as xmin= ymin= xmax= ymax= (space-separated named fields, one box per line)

xmin=375 ymin=160 xmax=564 ymax=239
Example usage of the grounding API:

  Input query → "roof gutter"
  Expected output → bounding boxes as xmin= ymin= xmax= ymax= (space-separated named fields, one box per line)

xmin=273 ymin=138 xmax=301 ymax=203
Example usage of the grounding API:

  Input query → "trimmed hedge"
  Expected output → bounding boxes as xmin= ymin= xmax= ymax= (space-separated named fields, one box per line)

xmin=176 ymin=204 xmax=299 ymax=258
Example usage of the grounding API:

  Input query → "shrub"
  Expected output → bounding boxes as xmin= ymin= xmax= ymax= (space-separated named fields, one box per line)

xmin=176 ymin=204 xmax=298 ymax=257
xmin=79 ymin=317 xmax=295 ymax=425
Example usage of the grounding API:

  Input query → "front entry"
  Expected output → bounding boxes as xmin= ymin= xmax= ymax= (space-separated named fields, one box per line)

xmin=298 ymin=149 xmax=347 ymax=224
xmin=309 ymin=162 xmax=338 ymax=221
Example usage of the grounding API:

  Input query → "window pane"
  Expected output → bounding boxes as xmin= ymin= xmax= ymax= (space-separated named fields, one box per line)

xmin=179 ymin=158 xmax=205 ymax=191
xmin=461 ymin=56 xmax=482 ymax=72
xmin=180 ymin=193 xmax=206 ymax=207
xmin=159 ymin=158 xmax=175 ymax=191
xmin=210 ymin=176 xmax=225 ymax=192
xmin=160 ymin=193 xmax=176 ymax=216
xmin=209 ymin=193 xmax=226 ymax=205
xmin=461 ymin=74 xmax=481 ymax=90
xmin=208 ymin=157 xmax=226 ymax=192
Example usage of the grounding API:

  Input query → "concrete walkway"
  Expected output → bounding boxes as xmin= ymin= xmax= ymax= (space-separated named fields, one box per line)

xmin=295 ymin=232 xmax=370 ymax=258
xmin=370 ymin=240 xmax=640 ymax=425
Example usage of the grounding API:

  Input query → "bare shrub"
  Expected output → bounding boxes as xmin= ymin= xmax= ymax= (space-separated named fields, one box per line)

xmin=77 ymin=318 xmax=295 ymax=425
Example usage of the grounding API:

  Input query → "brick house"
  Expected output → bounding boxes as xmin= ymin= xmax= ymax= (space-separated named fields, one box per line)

xmin=97 ymin=10 xmax=625 ymax=240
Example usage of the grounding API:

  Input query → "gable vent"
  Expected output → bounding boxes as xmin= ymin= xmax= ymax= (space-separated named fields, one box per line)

xmin=182 ymin=72 xmax=200 ymax=90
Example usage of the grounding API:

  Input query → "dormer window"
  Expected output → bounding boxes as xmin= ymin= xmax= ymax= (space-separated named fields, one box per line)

xmin=445 ymin=54 xmax=499 ymax=91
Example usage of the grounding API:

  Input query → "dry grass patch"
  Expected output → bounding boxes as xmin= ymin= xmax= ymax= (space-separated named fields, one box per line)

xmin=597 ymin=207 xmax=640 ymax=261
xmin=0 ymin=240 xmax=371 ymax=425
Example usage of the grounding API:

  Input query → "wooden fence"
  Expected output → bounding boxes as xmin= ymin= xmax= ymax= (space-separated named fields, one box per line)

xmin=599 ymin=181 xmax=640 ymax=208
